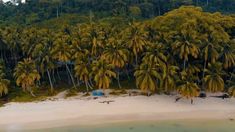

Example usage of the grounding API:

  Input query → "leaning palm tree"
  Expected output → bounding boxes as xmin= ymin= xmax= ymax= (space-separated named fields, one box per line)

xmin=91 ymin=59 xmax=116 ymax=91
xmin=203 ymin=63 xmax=225 ymax=93
xmin=134 ymin=62 xmax=160 ymax=95
xmin=101 ymin=39 xmax=129 ymax=88
xmin=14 ymin=58 xmax=40 ymax=97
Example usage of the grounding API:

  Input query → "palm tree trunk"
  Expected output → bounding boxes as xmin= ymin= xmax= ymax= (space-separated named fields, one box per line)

xmin=135 ymin=55 xmax=138 ymax=66
xmin=202 ymin=60 xmax=207 ymax=91
xmin=89 ymin=78 xmax=94 ymax=87
xmin=116 ymin=69 xmax=122 ymax=89
xmin=183 ymin=59 xmax=186 ymax=70
xmin=85 ymin=81 xmax=89 ymax=93
xmin=30 ymin=90 xmax=36 ymax=97
xmin=52 ymin=69 xmax=56 ymax=83
xmin=87 ymin=82 xmax=93 ymax=90
xmin=65 ymin=64 xmax=77 ymax=89
xmin=47 ymin=69 xmax=54 ymax=93
xmin=56 ymin=68 xmax=61 ymax=80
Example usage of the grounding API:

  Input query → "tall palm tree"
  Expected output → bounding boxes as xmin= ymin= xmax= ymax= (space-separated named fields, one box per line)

xmin=201 ymin=41 xmax=220 ymax=82
xmin=134 ymin=62 xmax=160 ymax=95
xmin=51 ymin=33 xmax=77 ymax=89
xmin=91 ymin=59 xmax=116 ymax=90
xmin=101 ymin=39 xmax=129 ymax=88
xmin=124 ymin=22 xmax=147 ymax=65
xmin=203 ymin=63 xmax=225 ymax=93
xmin=30 ymin=29 xmax=56 ymax=93
xmin=74 ymin=50 xmax=92 ymax=92
xmin=14 ymin=58 xmax=40 ymax=97
xmin=171 ymin=30 xmax=200 ymax=70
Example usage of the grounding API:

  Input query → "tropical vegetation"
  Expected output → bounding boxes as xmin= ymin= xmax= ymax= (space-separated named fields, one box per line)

xmin=0 ymin=1 xmax=235 ymax=103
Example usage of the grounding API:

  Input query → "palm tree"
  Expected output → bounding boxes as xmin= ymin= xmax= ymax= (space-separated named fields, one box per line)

xmin=176 ymin=71 xmax=200 ymax=104
xmin=227 ymin=73 xmax=235 ymax=97
xmin=74 ymin=50 xmax=92 ymax=92
xmin=91 ymin=59 xmax=116 ymax=91
xmin=177 ymin=81 xmax=200 ymax=103
xmin=0 ymin=78 xmax=10 ymax=96
xmin=171 ymin=30 xmax=200 ymax=70
xmin=200 ymin=36 xmax=221 ymax=91
xmin=80 ymin=23 xmax=104 ymax=56
xmin=124 ymin=22 xmax=147 ymax=65
xmin=51 ymin=33 xmax=77 ymax=89
xmin=134 ymin=62 xmax=160 ymax=95
xmin=203 ymin=63 xmax=225 ymax=93
xmin=220 ymin=41 xmax=235 ymax=69
xmin=0 ymin=60 xmax=10 ymax=96
xmin=31 ymin=29 xmax=56 ymax=93
xmin=143 ymin=43 xmax=167 ymax=66
xmin=162 ymin=63 xmax=179 ymax=93
xmin=101 ymin=39 xmax=129 ymax=88
xmin=14 ymin=58 xmax=40 ymax=97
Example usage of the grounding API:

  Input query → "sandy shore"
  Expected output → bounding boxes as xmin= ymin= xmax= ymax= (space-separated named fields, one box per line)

xmin=0 ymin=92 xmax=235 ymax=131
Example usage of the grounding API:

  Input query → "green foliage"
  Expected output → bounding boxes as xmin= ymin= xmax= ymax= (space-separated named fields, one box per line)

xmin=0 ymin=6 xmax=234 ymax=101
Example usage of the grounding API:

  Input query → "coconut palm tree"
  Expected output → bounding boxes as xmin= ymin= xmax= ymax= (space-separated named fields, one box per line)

xmin=101 ymin=39 xmax=129 ymax=88
xmin=30 ymin=29 xmax=56 ymax=93
xmin=220 ymin=41 xmax=235 ymax=69
xmin=74 ymin=50 xmax=92 ymax=92
xmin=0 ymin=78 xmax=10 ymax=96
xmin=51 ymin=33 xmax=77 ymax=89
xmin=80 ymin=23 xmax=104 ymax=56
xmin=14 ymin=58 xmax=40 ymax=97
xmin=203 ymin=63 xmax=225 ymax=93
xmin=142 ymin=43 xmax=167 ymax=67
xmin=124 ymin=22 xmax=147 ymax=65
xmin=201 ymin=41 xmax=220 ymax=76
xmin=161 ymin=63 xmax=179 ymax=93
xmin=134 ymin=62 xmax=161 ymax=95
xmin=0 ymin=60 xmax=10 ymax=96
xmin=176 ymin=71 xmax=200 ymax=104
xmin=171 ymin=30 xmax=200 ymax=70
xmin=91 ymin=59 xmax=116 ymax=90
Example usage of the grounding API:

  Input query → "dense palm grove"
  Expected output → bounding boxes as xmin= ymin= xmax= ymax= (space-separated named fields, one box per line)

xmin=0 ymin=6 xmax=235 ymax=101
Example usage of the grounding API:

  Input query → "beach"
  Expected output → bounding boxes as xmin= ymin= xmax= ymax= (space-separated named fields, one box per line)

xmin=0 ymin=92 xmax=235 ymax=131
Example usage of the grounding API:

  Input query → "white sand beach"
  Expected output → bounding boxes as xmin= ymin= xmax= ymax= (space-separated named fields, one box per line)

xmin=0 ymin=91 xmax=235 ymax=131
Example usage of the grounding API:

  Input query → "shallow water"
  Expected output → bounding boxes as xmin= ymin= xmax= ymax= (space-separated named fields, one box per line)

xmin=30 ymin=119 xmax=235 ymax=132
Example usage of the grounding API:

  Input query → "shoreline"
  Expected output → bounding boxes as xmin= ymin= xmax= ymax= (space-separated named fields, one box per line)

xmin=0 ymin=94 xmax=235 ymax=130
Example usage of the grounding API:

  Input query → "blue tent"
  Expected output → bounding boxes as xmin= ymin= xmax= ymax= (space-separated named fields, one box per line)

xmin=92 ymin=90 xmax=104 ymax=96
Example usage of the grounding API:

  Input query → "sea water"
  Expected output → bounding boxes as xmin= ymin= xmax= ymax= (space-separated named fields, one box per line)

xmin=30 ymin=119 xmax=235 ymax=132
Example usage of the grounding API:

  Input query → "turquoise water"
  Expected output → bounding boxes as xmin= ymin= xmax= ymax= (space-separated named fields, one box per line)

xmin=31 ymin=119 xmax=235 ymax=132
